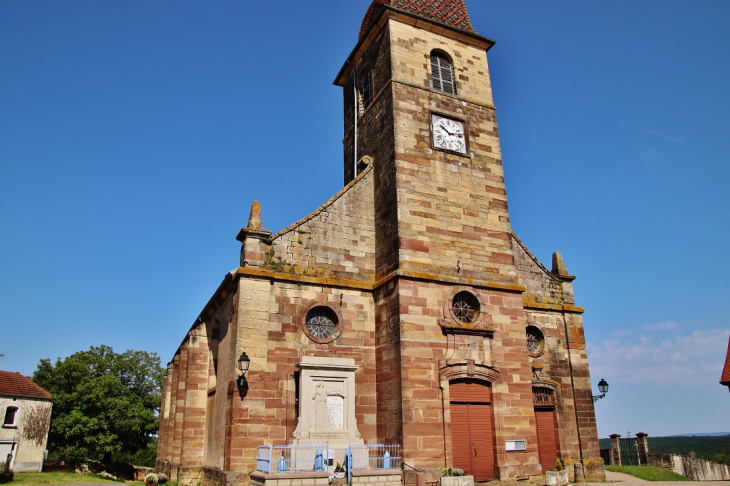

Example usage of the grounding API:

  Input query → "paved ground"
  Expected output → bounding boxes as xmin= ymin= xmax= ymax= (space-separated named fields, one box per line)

xmin=41 ymin=472 xmax=729 ymax=486
xmin=587 ymin=470 xmax=726 ymax=485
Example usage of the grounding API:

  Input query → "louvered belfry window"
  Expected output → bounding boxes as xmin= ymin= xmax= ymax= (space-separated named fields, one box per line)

xmin=362 ymin=71 xmax=373 ymax=109
xmin=431 ymin=51 xmax=456 ymax=94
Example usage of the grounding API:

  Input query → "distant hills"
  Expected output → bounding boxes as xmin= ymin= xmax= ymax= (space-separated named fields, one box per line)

xmin=598 ymin=434 xmax=730 ymax=464
xmin=664 ymin=433 xmax=730 ymax=437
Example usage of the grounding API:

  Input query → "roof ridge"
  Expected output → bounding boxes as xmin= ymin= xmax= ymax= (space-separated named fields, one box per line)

xmin=359 ymin=0 xmax=476 ymax=41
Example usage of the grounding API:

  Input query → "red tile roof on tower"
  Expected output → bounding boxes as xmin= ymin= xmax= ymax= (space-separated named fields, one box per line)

xmin=359 ymin=0 xmax=476 ymax=41
xmin=721 ymin=335 xmax=730 ymax=387
xmin=0 ymin=371 xmax=52 ymax=399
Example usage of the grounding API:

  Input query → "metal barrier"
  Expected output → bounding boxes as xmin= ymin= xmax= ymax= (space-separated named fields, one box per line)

xmin=348 ymin=444 xmax=402 ymax=470
xmin=257 ymin=445 xmax=330 ymax=474
xmin=42 ymin=460 xmax=74 ymax=472
xmin=257 ymin=444 xmax=402 ymax=476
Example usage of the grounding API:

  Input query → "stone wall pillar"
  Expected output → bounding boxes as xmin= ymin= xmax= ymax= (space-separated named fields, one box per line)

xmin=225 ymin=277 xmax=274 ymax=474
xmin=172 ymin=348 xmax=189 ymax=466
xmin=180 ymin=325 xmax=210 ymax=469
xmin=636 ymin=433 xmax=649 ymax=465
xmin=610 ymin=434 xmax=622 ymax=466
xmin=156 ymin=366 xmax=173 ymax=464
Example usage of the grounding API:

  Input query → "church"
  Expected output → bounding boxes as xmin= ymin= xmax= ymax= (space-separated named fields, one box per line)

xmin=155 ymin=1 xmax=605 ymax=485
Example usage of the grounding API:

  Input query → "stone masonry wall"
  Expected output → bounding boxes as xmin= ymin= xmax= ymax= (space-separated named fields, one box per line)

xmin=388 ymin=20 xmax=516 ymax=285
xmin=513 ymin=234 xmax=602 ymax=475
xmin=512 ymin=234 xmax=564 ymax=305
xmin=157 ymin=286 xmax=237 ymax=480
xmin=342 ymin=23 xmax=399 ymax=277
xmin=648 ymin=454 xmax=730 ymax=481
xmin=225 ymin=277 xmax=378 ymax=476
xmin=204 ymin=291 xmax=235 ymax=470
xmin=268 ymin=165 xmax=375 ymax=281
xmin=388 ymin=19 xmax=494 ymax=106
xmin=394 ymin=278 xmax=541 ymax=479
xmin=374 ymin=278 xmax=404 ymax=445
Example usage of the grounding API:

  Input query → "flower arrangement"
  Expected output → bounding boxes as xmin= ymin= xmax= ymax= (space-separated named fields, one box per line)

xmin=442 ymin=467 xmax=465 ymax=477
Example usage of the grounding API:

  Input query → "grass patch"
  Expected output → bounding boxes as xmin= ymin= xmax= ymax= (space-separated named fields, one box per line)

xmin=605 ymin=465 xmax=691 ymax=481
xmin=9 ymin=473 xmax=157 ymax=485
xmin=10 ymin=472 xmax=124 ymax=485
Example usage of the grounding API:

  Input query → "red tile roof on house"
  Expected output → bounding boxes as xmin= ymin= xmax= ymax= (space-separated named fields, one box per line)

xmin=359 ymin=0 xmax=476 ymax=40
xmin=0 ymin=371 xmax=51 ymax=399
xmin=721 ymin=335 xmax=730 ymax=386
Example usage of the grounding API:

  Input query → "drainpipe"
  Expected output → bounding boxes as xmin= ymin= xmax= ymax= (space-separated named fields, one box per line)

xmin=562 ymin=308 xmax=585 ymax=466
xmin=353 ymin=66 xmax=358 ymax=180
xmin=348 ymin=61 xmax=358 ymax=181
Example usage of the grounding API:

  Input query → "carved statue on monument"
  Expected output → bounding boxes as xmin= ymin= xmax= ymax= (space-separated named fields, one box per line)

xmin=313 ymin=382 xmax=328 ymax=431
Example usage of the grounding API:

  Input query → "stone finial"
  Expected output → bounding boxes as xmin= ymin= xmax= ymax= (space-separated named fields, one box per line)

xmin=236 ymin=201 xmax=272 ymax=243
xmin=247 ymin=201 xmax=263 ymax=230
xmin=235 ymin=200 xmax=272 ymax=267
xmin=552 ymin=251 xmax=576 ymax=281
xmin=552 ymin=252 xmax=568 ymax=275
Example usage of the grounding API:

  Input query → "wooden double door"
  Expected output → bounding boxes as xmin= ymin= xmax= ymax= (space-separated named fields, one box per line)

xmin=535 ymin=408 xmax=560 ymax=473
xmin=450 ymin=380 xmax=495 ymax=482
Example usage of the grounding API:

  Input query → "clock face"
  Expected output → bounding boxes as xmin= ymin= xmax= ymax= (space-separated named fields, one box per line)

xmin=432 ymin=115 xmax=466 ymax=154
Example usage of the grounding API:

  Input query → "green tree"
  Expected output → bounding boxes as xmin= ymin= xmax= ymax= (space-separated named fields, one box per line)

xmin=32 ymin=345 xmax=164 ymax=465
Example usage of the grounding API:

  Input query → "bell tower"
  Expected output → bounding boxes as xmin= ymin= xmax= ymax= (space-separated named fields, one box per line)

xmin=335 ymin=0 xmax=514 ymax=285
xmin=335 ymin=1 xmax=543 ymax=480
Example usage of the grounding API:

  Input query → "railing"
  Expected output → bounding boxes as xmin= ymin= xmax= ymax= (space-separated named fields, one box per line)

xmin=256 ymin=444 xmax=402 ymax=476
xmin=257 ymin=445 xmax=330 ymax=474
xmin=348 ymin=444 xmax=402 ymax=470
xmin=532 ymin=387 xmax=554 ymax=406
xmin=42 ymin=460 xmax=74 ymax=473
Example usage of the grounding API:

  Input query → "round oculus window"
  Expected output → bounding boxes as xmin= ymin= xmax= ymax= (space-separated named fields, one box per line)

xmin=526 ymin=326 xmax=545 ymax=357
xmin=451 ymin=291 xmax=480 ymax=324
xmin=304 ymin=306 xmax=339 ymax=343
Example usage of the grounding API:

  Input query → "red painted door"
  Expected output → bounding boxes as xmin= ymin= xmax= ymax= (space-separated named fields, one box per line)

xmin=535 ymin=409 xmax=559 ymax=473
xmin=450 ymin=380 xmax=495 ymax=481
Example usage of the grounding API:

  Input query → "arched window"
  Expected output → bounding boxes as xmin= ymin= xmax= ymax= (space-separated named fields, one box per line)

xmin=3 ymin=406 xmax=18 ymax=427
xmin=526 ymin=325 xmax=546 ymax=357
xmin=431 ymin=51 xmax=456 ymax=94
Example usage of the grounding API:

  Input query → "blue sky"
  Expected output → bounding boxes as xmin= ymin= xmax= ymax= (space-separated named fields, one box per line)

xmin=1 ymin=1 xmax=729 ymax=438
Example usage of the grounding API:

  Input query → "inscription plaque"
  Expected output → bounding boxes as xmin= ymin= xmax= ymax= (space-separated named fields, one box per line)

xmin=326 ymin=395 xmax=344 ymax=430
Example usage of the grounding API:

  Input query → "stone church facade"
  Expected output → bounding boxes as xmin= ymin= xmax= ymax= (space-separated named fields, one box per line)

xmin=155 ymin=1 xmax=605 ymax=485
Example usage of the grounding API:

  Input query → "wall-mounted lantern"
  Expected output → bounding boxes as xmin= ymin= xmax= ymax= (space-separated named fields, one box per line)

xmin=237 ymin=352 xmax=251 ymax=387
xmin=592 ymin=378 xmax=609 ymax=403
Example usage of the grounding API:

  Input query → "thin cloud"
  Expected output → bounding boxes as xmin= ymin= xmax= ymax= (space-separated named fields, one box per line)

xmin=643 ymin=321 xmax=681 ymax=331
xmin=588 ymin=327 xmax=729 ymax=385
xmin=620 ymin=120 xmax=684 ymax=144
